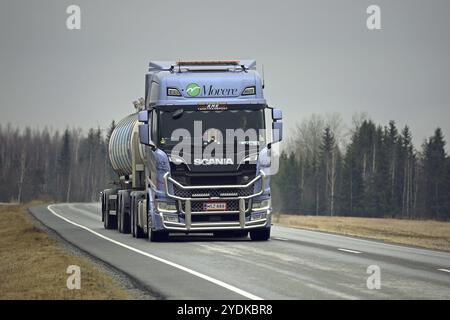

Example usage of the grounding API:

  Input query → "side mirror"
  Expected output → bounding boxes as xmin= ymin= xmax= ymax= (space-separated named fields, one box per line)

xmin=138 ymin=110 xmax=155 ymax=148
xmin=270 ymin=108 xmax=282 ymax=146
xmin=272 ymin=108 xmax=282 ymax=121
xmin=272 ymin=121 xmax=283 ymax=144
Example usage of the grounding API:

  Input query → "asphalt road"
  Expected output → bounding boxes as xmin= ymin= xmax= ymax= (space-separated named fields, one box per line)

xmin=29 ymin=203 xmax=450 ymax=300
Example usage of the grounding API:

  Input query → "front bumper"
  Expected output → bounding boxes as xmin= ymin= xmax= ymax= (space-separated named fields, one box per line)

xmin=160 ymin=171 xmax=270 ymax=232
xmin=161 ymin=215 xmax=270 ymax=232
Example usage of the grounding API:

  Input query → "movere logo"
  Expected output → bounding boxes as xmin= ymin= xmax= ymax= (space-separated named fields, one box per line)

xmin=186 ymin=83 xmax=201 ymax=97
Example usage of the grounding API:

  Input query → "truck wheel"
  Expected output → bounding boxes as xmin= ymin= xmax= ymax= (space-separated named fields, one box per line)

xmin=130 ymin=194 xmax=136 ymax=237
xmin=130 ymin=192 xmax=145 ymax=238
xmin=101 ymin=193 xmax=105 ymax=222
xmin=118 ymin=190 xmax=131 ymax=234
xmin=104 ymin=190 xmax=117 ymax=230
xmin=250 ymin=228 xmax=271 ymax=241
xmin=134 ymin=199 xmax=145 ymax=239
xmin=135 ymin=221 xmax=145 ymax=238
xmin=117 ymin=194 xmax=122 ymax=232
xmin=149 ymin=228 xmax=169 ymax=242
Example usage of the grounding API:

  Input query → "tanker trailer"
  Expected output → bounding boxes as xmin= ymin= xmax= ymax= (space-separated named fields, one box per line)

xmin=102 ymin=113 xmax=146 ymax=233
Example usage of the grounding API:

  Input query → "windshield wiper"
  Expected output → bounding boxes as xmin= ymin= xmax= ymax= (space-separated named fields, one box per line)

xmin=172 ymin=108 xmax=184 ymax=119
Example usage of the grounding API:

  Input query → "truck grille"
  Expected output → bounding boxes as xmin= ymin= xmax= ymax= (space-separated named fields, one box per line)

xmin=173 ymin=185 xmax=254 ymax=198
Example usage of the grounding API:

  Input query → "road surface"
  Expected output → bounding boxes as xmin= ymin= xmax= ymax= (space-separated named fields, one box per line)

xmin=29 ymin=203 xmax=450 ymax=300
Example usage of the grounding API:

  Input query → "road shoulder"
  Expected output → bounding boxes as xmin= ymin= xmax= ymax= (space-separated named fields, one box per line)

xmin=0 ymin=202 xmax=153 ymax=299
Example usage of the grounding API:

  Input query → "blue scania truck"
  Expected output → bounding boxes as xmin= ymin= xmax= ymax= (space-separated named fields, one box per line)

xmin=101 ymin=60 xmax=282 ymax=241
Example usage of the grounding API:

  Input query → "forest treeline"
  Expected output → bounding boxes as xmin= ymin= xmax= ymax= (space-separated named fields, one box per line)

xmin=271 ymin=114 xmax=450 ymax=220
xmin=1 ymin=114 xmax=449 ymax=220
xmin=0 ymin=122 xmax=116 ymax=203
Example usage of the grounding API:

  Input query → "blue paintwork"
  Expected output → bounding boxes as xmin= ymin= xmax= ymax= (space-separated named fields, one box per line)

xmin=145 ymin=61 xmax=266 ymax=107
xmin=141 ymin=60 xmax=278 ymax=232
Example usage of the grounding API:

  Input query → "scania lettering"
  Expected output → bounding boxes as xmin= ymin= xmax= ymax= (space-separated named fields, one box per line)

xmin=194 ymin=158 xmax=234 ymax=165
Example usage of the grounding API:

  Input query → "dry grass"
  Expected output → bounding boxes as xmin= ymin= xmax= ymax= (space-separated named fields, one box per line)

xmin=0 ymin=202 xmax=130 ymax=299
xmin=274 ymin=213 xmax=450 ymax=251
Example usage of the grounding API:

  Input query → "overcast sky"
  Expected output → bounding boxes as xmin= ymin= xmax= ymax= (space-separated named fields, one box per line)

xmin=1 ymin=0 xmax=449 ymax=148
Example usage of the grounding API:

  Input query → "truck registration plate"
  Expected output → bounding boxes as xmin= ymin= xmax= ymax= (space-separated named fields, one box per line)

xmin=203 ymin=202 xmax=227 ymax=211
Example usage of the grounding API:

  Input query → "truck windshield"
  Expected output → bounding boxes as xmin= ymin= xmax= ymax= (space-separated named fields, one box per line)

xmin=158 ymin=108 xmax=265 ymax=150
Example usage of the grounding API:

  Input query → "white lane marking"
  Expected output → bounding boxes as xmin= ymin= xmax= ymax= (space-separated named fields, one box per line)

xmin=47 ymin=205 xmax=262 ymax=300
xmin=338 ymin=248 xmax=362 ymax=254
xmin=438 ymin=268 xmax=450 ymax=273
xmin=306 ymin=283 xmax=360 ymax=300
xmin=275 ymin=226 xmax=450 ymax=257
xmin=274 ymin=237 xmax=289 ymax=241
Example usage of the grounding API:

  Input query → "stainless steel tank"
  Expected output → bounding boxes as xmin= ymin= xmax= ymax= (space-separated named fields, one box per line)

xmin=109 ymin=113 xmax=139 ymax=177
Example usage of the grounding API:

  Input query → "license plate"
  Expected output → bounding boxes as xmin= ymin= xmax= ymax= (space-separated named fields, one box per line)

xmin=203 ymin=202 xmax=227 ymax=211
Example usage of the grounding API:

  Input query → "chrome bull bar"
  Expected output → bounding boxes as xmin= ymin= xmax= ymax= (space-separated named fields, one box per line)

xmin=163 ymin=171 xmax=266 ymax=231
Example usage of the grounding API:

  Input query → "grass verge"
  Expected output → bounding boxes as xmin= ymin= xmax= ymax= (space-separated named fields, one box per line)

xmin=274 ymin=214 xmax=450 ymax=251
xmin=0 ymin=202 xmax=131 ymax=299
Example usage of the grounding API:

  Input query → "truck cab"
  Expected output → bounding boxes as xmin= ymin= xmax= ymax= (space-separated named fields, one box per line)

xmin=102 ymin=60 xmax=282 ymax=242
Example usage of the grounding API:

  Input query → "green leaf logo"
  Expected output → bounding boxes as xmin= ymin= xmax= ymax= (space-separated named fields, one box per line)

xmin=186 ymin=83 xmax=201 ymax=97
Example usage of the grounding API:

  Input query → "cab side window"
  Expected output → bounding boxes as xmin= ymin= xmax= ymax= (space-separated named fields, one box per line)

xmin=149 ymin=81 xmax=160 ymax=106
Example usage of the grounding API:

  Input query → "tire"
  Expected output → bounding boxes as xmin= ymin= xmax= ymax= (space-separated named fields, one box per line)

xmin=117 ymin=194 xmax=122 ymax=232
xmin=135 ymin=220 xmax=145 ymax=238
xmin=104 ymin=190 xmax=117 ymax=230
xmin=147 ymin=194 xmax=168 ymax=242
xmin=130 ymin=192 xmax=145 ymax=238
xmin=101 ymin=193 xmax=105 ymax=222
xmin=148 ymin=211 xmax=168 ymax=242
xmin=135 ymin=196 xmax=146 ymax=239
xmin=250 ymin=228 xmax=271 ymax=241
xmin=130 ymin=194 xmax=136 ymax=237
xmin=118 ymin=190 xmax=131 ymax=234
xmin=149 ymin=228 xmax=169 ymax=242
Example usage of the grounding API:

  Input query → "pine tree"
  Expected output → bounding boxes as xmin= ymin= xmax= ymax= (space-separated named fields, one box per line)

xmin=423 ymin=128 xmax=447 ymax=219
xmin=399 ymin=126 xmax=415 ymax=218
xmin=340 ymin=131 xmax=364 ymax=216
xmin=106 ymin=120 xmax=116 ymax=146
xmin=319 ymin=127 xmax=338 ymax=215
xmin=273 ymin=152 xmax=301 ymax=214
xmin=385 ymin=121 xmax=400 ymax=216
xmin=57 ymin=129 xmax=71 ymax=202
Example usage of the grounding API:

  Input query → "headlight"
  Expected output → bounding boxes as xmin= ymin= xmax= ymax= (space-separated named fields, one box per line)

xmin=167 ymin=87 xmax=182 ymax=96
xmin=156 ymin=201 xmax=177 ymax=212
xmin=242 ymin=86 xmax=256 ymax=95
xmin=252 ymin=199 xmax=271 ymax=210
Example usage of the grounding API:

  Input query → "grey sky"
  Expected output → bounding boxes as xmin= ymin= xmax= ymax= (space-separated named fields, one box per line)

xmin=1 ymin=0 xmax=449 ymax=148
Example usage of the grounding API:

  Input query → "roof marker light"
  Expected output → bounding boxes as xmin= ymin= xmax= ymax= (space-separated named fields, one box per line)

xmin=177 ymin=60 xmax=239 ymax=66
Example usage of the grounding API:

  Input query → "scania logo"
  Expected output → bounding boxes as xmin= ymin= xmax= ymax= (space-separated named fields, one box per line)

xmin=194 ymin=158 xmax=234 ymax=165
xmin=186 ymin=83 xmax=201 ymax=97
